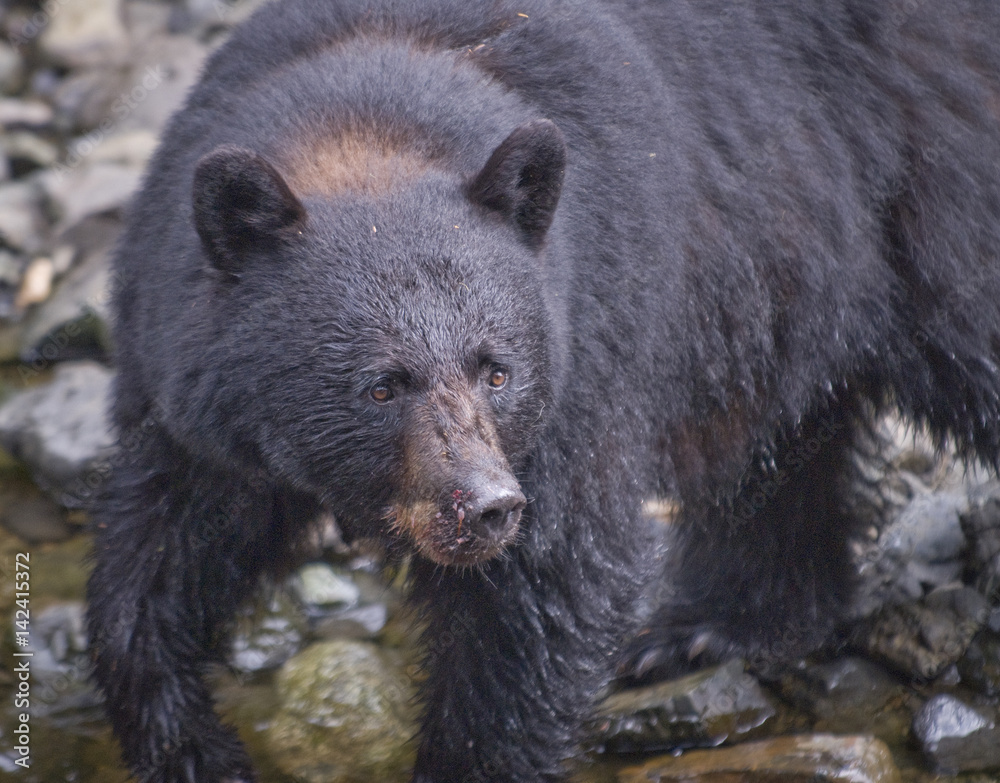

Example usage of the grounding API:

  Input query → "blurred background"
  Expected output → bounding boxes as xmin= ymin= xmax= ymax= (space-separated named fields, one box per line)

xmin=0 ymin=0 xmax=999 ymax=781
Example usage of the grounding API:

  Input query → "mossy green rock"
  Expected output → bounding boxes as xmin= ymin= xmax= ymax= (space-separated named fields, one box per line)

xmin=266 ymin=639 xmax=417 ymax=783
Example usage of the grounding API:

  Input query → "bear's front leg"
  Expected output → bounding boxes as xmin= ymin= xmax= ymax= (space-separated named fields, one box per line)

xmin=408 ymin=476 xmax=657 ymax=782
xmin=86 ymin=423 xmax=315 ymax=783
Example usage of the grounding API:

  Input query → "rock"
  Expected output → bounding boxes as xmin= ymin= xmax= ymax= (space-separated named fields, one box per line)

xmin=314 ymin=603 xmax=389 ymax=640
xmin=592 ymin=659 xmax=776 ymax=753
xmin=266 ymin=640 xmax=416 ymax=783
xmin=38 ymin=0 xmax=129 ymax=69
xmin=292 ymin=563 xmax=362 ymax=609
xmin=41 ymin=161 xmax=141 ymax=229
xmin=912 ymin=694 xmax=1000 ymax=772
xmin=19 ymin=215 xmax=118 ymax=364
xmin=229 ymin=591 xmax=306 ymax=673
xmin=0 ymin=99 xmax=53 ymax=129
xmin=0 ymin=179 xmax=46 ymax=253
xmin=617 ymin=734 xmax=901 ymax=783
xmin=774 ymin=658 xmax=912 ymax=745
xmin=0 ymin=494 xmax=76 ymax=543
xmin=0 ymin=42 xmax=26 ymax=95
xmin=14 ymin=256 xmax=55 ymax=311
xmin=957 ymin=628 xmax=1000 ymax=697
xmin=1 ymin=132 xmax=60 ymax=175
xmin=51 ymin=66 xmax=130 ymax=134
xmin=118 ymin=36 xmax=209 ymax=134
xmin=0 ymin=361 xmax=114 ymax=508
xmin=851 ymin=585 xmax=989 ymax=680
xmin=960 ymin=488 xmax=1000 ymax=599
xmin=81 ymin=129 xmax=159 ymax=168
xmin=882 ymin=490 xmax=967 ymax=599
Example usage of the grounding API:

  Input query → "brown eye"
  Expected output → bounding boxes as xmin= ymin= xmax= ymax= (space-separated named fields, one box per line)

xmin=488 ymin=368 xmax=508 ymax=390
xmin=370 ymin=383 xmax=394 ymax=403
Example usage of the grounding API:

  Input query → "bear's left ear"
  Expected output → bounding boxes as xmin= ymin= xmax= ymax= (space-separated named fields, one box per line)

xmin=468 ymin=119 xmax=566 ymax=248
xmin=192 ymin=145 xmax=305 ymax=273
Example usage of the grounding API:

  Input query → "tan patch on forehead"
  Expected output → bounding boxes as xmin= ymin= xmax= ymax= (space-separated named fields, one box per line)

xmin=282 ymin=131 xmax=436 ymax=196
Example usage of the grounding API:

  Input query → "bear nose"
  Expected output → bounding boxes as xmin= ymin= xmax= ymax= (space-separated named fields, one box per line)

xmin=466 ymin=485 xmax=526 ymax=539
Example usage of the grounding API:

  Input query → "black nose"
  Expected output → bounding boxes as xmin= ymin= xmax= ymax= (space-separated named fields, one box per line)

xmin=466 ymin=485 xmax=526 ymax=539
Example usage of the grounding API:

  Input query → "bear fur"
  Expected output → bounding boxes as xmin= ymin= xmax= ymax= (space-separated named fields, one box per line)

xmin=86 ymin=0 xmax=1000 ymax=781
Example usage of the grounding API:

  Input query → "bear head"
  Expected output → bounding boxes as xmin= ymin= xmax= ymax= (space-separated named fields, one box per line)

xmin=188 ymin=120 xmax=566 ymax=566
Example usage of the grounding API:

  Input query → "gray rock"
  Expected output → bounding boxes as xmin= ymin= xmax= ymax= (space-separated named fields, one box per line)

xmin=775 ymin=657 xmax=912 ymax=745
xmin=0 ymin=361 xmax=114 ymax=507
xmin=229 ymin=592 xmax=307 ymax=674
xmin=957 ymin=628 xmax=1000 ymax=697
xmin=38 ymin=0 xmax=130 ymax=69
xmin=0 ymin=42 xmax=26 ymax=95
xmin=961 ymin=488 xmax=1000 ymax=599
xmin=618 ymin=734 xmax=902 ymax=783
xmin=266 ymin=640 xmax=416 ymax=783
xmin=41 ymin=161 xmax=141 ymax=229
xmin=1 ymin=132 xmax=60 ymax=173
xmin=0 ymin=99 xmax=53 ymax=129
xmin=912 ymin=694 xmax=1000 ymax=772
xmin=851 ymin=585 xmax=989 ymax=680
xmin=0 ymin=179 xmax=46 ymax=253
xmin=19 ymin=215 xmax=119 ymax=364
xmin=292 ymin=563 xmax=362 ymax=609
xmin=0 ymin=494 xmax=76 ymax=543
xmin=592 ymin=659 xmax=776 ymax=753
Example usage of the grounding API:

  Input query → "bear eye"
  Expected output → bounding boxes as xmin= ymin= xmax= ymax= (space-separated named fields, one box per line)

xmin=370 ymin=382 xmax=394 ymax=403
xmin=487 ymin=368 xmax=509 ymax=390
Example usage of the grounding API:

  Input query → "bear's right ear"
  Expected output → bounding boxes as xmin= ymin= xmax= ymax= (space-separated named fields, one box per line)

xmin=468 ymin=119 xmax=566 ymax=249
xmin=192 ymin=145 xmax=305 ymax=273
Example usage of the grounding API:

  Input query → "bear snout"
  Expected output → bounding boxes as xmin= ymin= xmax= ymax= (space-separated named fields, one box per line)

xmin=453 ymin=481 xmax=526 ymax=544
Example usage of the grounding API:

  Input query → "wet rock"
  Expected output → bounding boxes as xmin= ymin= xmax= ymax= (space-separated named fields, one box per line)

xmin=266 ymin=640 xmax=417 ymax=783
xmin=774 ymin=658 xmax=912 ymax=745
xmin=912 ymin=694 xmax=1000 ymax=772
xmin=292 ymin=563 xmax=362 ymax=609
xmin=230 ymin=591 xmax=307 ymax=674
xmin=38 ymin=0 xmax=130 ymax=69
xmin=851 ymin=586 xmax=989 ymax=680
xmin=0 ymin=493 xmax=76 ymax=543
xmin=0 ymin=361 xmax=114 ymax=507
xmin=294 ymin=563 xmax=391 ymax=640
xmin=957 ymin=628 xmax=1000 ymax=697
xmin=617 ymin=734 xmax=901 ymax=783
xmin=27 ymin=601 xmax=101 ymax=717
xmin=879 ymin=490 xmax=967 ymax=601
xmin=592 ymin=659 xmax=776 ymax=753
xmin=961 ymin=487 xmax=1000 ymax=599
xmin=314 ymin=603 xmax=389 ymax=640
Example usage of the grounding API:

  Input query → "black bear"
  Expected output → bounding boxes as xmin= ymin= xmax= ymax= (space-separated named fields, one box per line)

xmin=86 ymin=0 xmax=1000 ymax=781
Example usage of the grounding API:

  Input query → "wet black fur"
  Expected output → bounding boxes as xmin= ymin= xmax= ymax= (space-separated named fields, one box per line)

xmin=87 ymin=1 xmax=1000 ymax=781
